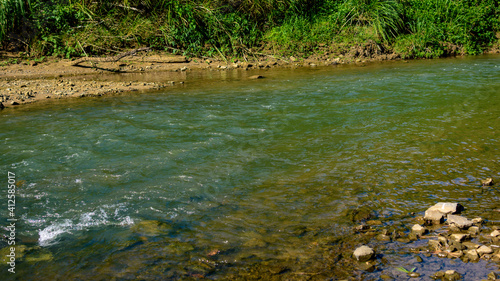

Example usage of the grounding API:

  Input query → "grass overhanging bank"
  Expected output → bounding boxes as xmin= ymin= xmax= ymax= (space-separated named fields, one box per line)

xmin=1 ymin=0 xmax=499 ymax=62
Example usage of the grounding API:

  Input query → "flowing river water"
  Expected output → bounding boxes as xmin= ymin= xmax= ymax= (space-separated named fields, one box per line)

xmin=1 ymin=55 xmax=499 ymax=280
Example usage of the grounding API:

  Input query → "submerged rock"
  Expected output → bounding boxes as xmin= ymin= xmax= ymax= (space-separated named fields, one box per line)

xmin=444 ymin=270 xmax=461 ymax=281
xmin=249 ymin=75 xmax=264 ymax=79
xmin=131 ymin=220 xmax=171 ymax=237
xmin=353 ymin=245 xmax=375 ymax=262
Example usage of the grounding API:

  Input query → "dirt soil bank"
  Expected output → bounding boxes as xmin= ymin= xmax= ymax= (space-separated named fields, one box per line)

xmin=1 ymin=42 xmax=500 ymax=109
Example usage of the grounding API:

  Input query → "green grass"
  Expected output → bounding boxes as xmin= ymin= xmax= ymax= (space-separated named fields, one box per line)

xmin=1 ymin=0 xmax=499 ymax=60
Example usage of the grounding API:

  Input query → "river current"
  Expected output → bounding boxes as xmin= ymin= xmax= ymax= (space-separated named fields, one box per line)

xmin=1 ymin=55 xmax=499 ymax=280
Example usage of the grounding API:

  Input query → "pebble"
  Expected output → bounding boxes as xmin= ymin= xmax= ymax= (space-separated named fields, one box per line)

xmin=408 ymin=272 xmax=420 ymax=278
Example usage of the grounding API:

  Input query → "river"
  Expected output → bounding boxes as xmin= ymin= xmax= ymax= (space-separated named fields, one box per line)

xmin=1 ymin=55 xmax=499 ymax=280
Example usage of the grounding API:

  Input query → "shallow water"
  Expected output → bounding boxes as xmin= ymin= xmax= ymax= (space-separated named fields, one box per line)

xmin=1 ymin=55 xmax=499 ymax=280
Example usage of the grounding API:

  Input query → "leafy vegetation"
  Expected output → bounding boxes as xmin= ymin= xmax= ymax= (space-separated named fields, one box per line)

xmin=0 ymin=0 xmax=499 ymax=60
xmin=396 ymin=266 xmax=416 ymax=273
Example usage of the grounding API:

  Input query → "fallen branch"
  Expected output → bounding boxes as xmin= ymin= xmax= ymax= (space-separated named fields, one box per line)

xmin=70 ymin=47 xmax=151 ymax=66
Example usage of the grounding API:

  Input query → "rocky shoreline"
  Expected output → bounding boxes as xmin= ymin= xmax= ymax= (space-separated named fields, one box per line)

xmin=353 ymin=196 xmax=500 ymax=280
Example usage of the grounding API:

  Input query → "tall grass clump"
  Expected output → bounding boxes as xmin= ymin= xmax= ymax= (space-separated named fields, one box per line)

xmin=0 ymin=0 xmax=30 ymax=43
xmin=336 ymin=0 xmax=403 ymax=41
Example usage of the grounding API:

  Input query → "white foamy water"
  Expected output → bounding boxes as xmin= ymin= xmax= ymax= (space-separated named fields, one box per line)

xmin=37 ymin=206 xmax=134 ymax=246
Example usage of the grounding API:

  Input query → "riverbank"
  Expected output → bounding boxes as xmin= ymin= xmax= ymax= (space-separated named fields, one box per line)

xmin=2 ymin=42 xmax=500 ymax=109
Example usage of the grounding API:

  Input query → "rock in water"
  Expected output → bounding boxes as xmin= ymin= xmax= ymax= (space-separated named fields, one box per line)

xmin=0 ymin=102 xmax=4 ymax=110
xmin=424 ymin=210 xmax=444 ymax=224
xmin=447 ymin=215 xmax=473 ymax=229
xmin=481 ymin=178 xmax=494 ymax=186
xmin=476 ymin=245 xmax=493 ymax=255
xmin=444 ymin=270 xmax=461 ymax=281
xmin=450 ymin=233 xmax=470 ymax=242
xmin=249 ymin=75 xmax=264 ymax=79
xmin=412 ymin=224 xmax=428 ymax=235
xmin=427 ymin=202 xmax=464 ymax=215
xmin=353 ymin=245 xmax=375 ymax=262
xmin=424 ymin=202 xmax=464 ymax=224
xmin=465 ymin=249 xmax=479 ymax=261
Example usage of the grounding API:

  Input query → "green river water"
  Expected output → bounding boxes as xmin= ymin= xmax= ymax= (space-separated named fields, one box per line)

xmin=1 ymin=55 xmax=499 ymax=280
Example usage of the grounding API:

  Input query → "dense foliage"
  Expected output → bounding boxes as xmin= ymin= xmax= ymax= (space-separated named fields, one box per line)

xmin=1 ymin=0 xmax=499 ymax=59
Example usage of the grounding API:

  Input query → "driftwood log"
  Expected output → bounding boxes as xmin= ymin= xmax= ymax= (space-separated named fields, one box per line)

xmin=70 ymin=47 xmax=151 ymax=66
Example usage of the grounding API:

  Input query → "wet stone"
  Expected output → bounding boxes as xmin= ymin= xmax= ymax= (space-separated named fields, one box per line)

xmin=491 ymin=230 xmax=500 ymax=237
xmin=249 ymin=75 xmax=264 ymax=79
xmin=450 ymin=233 xmax=470 ymax=242
xmin=477 ymin=245 xmax=493 ymax=255
xmin=447 ymin=215 xmax=473 ymax=229
xmin=427 ymin=202 xmax=464 ymax=215
xmin=432 ymin=271 xmax=445 ymax=279
xmin=444 ymin=270 xmax=461 ymax=281
xmin=468 ymin=226 xmax=480 ymax=235
xmin=428 ymin=240 xmax=442 ymax=250
xmin=412 ymin=224 xmax=427 ymax=235
xmin=465 ymin=249 xmax=480 ymax=261
xmin=462 ymin=241 xmax=480 ymax=249
xmin=424 ymin=210 xmax=444 ymax=224
xmin=380 ymin=274 xmax=393 ymax=280
xmin=366 ymin=220 xmax=382 ymax=225
xmin=449 ymin=240 xmax=465 ymax=252
xmin=438 ymin=236 xmax=449 ymax=247
xmin=481 ymin=178 xmax=494 ymax=186
xmin=471 ymin=217 xmax=483 ymax=225
xmin=376 ymin=234 xmax=391 ymax=241
xmin=353 ymin=245 xmax=375 ymax=262
xmin=408 ymin=272 xmax=420 ymax=278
